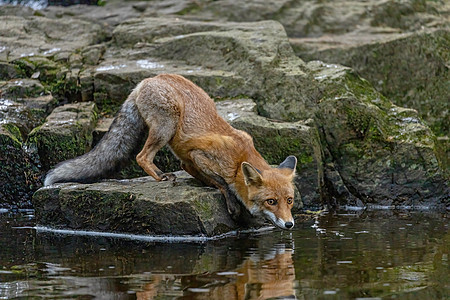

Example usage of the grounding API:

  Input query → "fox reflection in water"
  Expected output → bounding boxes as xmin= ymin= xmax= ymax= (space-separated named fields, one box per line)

xmin=135 ymin=247 xmax=296 ymax=300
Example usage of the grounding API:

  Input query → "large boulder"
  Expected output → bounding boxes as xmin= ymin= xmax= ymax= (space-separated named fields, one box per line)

xmin=184 ymin=0 xmax=448 ymax=37
xmin=88 ymin=18 xmax=320 ymax=118
xmin=0 ymin=122 xmax=39 ymax=208
xmin=292 ymin=29 xmax=450 ymax=141
xmin=0 ymin=93 xmax=54 ymax=208
xmin=182 ymin=0 xmax=450 ymax=169
xmin=309 ymin=61 xmax=448 ymax=208
xmin=32 ymin=173 xmax=239 ymax=236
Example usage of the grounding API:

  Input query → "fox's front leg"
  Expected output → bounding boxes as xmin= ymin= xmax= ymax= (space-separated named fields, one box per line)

xmin=182 ymin=161 xmax=241 ymax=218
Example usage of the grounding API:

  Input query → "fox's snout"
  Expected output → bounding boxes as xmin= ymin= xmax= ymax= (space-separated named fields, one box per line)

xmin=263 ymin=210 xmax=295 ymax=230
xmin=285 ymin=221 xmax=294 ymax=229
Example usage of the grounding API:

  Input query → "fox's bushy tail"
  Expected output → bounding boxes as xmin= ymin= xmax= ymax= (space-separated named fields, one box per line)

xmin=44 ymin=89 xmax=146 ymax=186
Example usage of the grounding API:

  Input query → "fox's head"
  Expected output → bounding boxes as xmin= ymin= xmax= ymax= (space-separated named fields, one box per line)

xmin=242 ymin=156 xmax=297 ymax=230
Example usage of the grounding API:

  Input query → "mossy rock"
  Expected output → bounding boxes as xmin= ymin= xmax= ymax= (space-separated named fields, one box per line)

xmin=0 ymin=79 xmax=45 ymax=99
xmin=294 ymin=29 xmax=449 ymax=138
xmin=27 ymin=102 xmax=98 ymax=171
xmin=308 ymin=61 xmax=449 ymax=208
xmin=0 ymin=62 xmax=21 ymax=79
xmin=0 ymin=97 xmax=47 ymax=138
xmin=93 ymin=18 xmax=319 ymax=119
xmin=12 ymin=56 xmax=61 ymax=83
xmin=0 ymin=94 xmax=56 ymax=208
xmin=14 ymin=94 xmax=57 ymax=123
xmin=0 ymin=124 xmax=40 ymax=208
xmin=32 ymin=174 xmax=241 ymax=236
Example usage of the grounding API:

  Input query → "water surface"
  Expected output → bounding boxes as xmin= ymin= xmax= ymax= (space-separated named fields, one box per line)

xmin=0 ymin=209 xmax=448 ymax=299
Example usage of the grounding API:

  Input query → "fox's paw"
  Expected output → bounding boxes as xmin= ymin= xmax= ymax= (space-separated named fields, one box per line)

xmin=161 ymin=173 xmax=177 ymax=181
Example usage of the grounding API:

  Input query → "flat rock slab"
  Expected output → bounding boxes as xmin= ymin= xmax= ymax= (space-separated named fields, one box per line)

xmin=32 ymin=173 xmax=240 ymax=237
xmin=0 ymin=14 xmax=107 ymax=62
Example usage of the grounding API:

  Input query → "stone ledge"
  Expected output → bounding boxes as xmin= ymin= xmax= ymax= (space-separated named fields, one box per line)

xmin=32 ymin=172 xmax=242 ymax=237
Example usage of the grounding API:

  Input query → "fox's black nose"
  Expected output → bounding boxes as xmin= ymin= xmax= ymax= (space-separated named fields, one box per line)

xmin=285 ymin=222 xmax=294 ymax=229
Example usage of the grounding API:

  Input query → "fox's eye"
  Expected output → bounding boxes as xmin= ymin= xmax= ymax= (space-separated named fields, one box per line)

xmin=287 ymin=197 xmax=293 ymax=205
xmin=266 ymin=199 xmax=277 ymax=206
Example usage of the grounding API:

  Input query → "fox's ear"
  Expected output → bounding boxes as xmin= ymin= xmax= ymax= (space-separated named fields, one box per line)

xmin=242 ymin=162 xmax=263 ymax=186
xmin=278 ymin=156 xmax=297 ymax=175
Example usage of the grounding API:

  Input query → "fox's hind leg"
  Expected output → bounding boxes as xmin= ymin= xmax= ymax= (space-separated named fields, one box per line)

xmin=136 ymin=119 xmax=177 ymax=182
xmin=136 ymin=134 xmax=172 ymax=181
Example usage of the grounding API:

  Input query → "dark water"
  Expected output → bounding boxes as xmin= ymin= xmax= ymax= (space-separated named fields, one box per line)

xmin=0 ymin=209 xmax=448 ymax=299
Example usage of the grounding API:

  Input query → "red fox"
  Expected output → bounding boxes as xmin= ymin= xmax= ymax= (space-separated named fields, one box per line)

xmin=44 ymin=74 xmax=297 ymax=229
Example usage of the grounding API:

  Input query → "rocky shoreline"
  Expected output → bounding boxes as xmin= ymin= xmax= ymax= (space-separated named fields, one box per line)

xmin=0 ymin=0 xmax=448 ymax=234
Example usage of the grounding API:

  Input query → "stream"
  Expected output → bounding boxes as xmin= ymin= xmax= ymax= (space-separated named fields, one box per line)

xmin=0 ymin=209 xmax=448 ymax=299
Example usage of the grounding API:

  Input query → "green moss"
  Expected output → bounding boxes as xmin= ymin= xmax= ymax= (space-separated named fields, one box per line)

xmin=3 ymin=123 xmax=23 ymax=144
xmin=347 ymin=108 xmax=371 ymax=139
xmin=339 ymin=142 xmax=365 ymax=160
xmin=49 ymin=75 xmax=82 ymax=102
xmin=29 ymin=108 xmax=50 ymax=125
xmin=93 ymin=93 xmax=121 ymax=116
xmin=0 ymin=62 xmax=21 ymax=79
xmin=49 ymin=78 xmax=67 ymax=97
xmin=56 ymin=189 xmax=136 ymax=231
xmin=12 ymin=56 xmax=84 ymax=104
xmin=192 ymin=197 xmax=214 ymax=220
xmin=248 ymin=126 xmax=317 ymax=171
xmin=317 ymin=30 xmax=449 ymax=137
xmin=176 ymin=2 xmax=202 ymax=15
xmin=28 ymin=124 xmax=89 ymax=170
xmin=1 ymin=125 xmax=40 ymax=207
xmin=12 ymin=59 xmax=34 ymax=78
